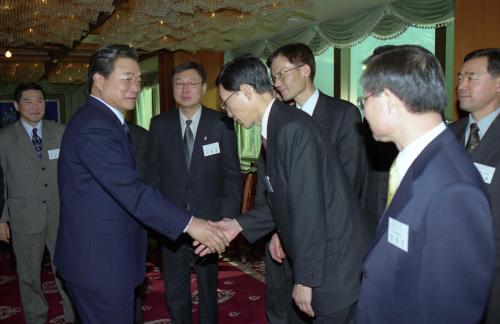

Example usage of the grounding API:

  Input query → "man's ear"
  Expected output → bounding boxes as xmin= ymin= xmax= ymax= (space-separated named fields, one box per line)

xmin=13 ymin=101 xmax=19 ymax=112
xmin=301 ymin=64 xmax=311 ymax=79
xmin=383 ymin=88 xmax=404 ymax=113
xmin=93 ymin=73 xmax=104 ymax=90
xmin=240 ymin=84 xmax=255 ymax=101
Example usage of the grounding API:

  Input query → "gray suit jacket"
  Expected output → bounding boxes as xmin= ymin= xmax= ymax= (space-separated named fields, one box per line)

xmin=450 ymin=115 xmax=500 ymax=309
xmin=0 ymin=119 xmax=65 ymax=234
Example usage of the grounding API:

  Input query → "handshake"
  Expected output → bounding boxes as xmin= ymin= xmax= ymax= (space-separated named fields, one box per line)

xmin=186 ymin=217 xmax=243 ymax=256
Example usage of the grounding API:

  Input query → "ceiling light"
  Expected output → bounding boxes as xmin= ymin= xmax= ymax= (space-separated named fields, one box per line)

xmin=4 ymin=50 xmax=12 ymax=58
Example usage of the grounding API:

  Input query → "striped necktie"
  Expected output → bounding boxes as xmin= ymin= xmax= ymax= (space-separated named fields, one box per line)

xmin=386 ymin=161 xmax=400 ymax=208
xmin=32 ymin=128 xmax=42 ymax=158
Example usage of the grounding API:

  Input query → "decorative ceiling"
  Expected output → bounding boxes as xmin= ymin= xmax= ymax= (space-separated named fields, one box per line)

xmin=0 ymin=0 xmax=398 ymax=85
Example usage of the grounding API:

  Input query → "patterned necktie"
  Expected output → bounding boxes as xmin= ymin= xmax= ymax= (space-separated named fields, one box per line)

xmin=465 ymin=123 xmax=480 ymax=153
xmin=123 ymin=122 xmax=131 ymax=143
xmin=32 ymin=128 xmax=42 ymax=158
xmin=184 ymin=120 xmax=194 ymax=168
xmin=386 ymin=161 xmax=400 ymax=208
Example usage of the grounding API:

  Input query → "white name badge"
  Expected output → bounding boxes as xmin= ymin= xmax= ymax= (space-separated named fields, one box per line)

xmin=474 ymin=162 xmax=496 ymax=184
xmin=48 ymin=148 xmax=60 ymax=160
xmin=388 ymin=217 xmax=409 ymax=252
xmin=203 ymin=142 xmax=220 ymax=157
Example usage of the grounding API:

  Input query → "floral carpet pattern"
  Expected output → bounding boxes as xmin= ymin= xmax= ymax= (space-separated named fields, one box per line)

xmin=0 ymin=245 xmax=266 ymax=323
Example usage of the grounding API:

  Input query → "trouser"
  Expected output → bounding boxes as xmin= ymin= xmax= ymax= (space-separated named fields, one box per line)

xmin=12 ymin=228 xmax=74 ymax=324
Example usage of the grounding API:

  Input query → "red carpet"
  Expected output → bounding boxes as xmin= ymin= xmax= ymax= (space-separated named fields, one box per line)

xmin=0 ymin=244 xmax=266 ymax=323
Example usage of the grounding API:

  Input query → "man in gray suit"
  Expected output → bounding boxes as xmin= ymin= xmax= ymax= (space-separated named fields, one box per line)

xmin=0 ymin=83 xmax=75 ymax=324
xmin=450 ymin=48 xmax=500 ymax=324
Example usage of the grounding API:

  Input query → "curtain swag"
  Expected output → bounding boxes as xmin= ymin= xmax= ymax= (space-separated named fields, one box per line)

xmin=231 ymin=0 xmax=454 ymax=58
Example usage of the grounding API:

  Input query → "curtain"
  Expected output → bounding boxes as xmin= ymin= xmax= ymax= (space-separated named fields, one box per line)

xmin=236 ymin=123 xmax=262 ymax=173
xmin=231 ymin=0 xmax=454 ymax=58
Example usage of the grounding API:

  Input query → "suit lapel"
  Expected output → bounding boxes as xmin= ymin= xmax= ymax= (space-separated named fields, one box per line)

xmin=189 ymin=108 xmax=213 ymax=177
xmin=312 ymin=91 xmax=328 ymax=121
xmin=167 ymin=109 xmax=188 ymax=173
xmin=14 ymin=121 xmax=40 ymax=161
xmin=265 ymin=101 xmax=281 ymax=173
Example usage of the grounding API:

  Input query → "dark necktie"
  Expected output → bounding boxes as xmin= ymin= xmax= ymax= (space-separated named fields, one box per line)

xmin=261 ymin=136 xmax=267 ymax=150
xmin=32 ymin=128 xmax=42 ymax=158
xmin=184 ymin=120 xmax=194 ymax=168
xmin=123 ymin=122 xmax=131 ymax=143
xmin=465 ymin=123 xmax=480 ymax=153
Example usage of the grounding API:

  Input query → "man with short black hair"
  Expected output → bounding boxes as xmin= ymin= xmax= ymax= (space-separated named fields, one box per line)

xmin=357 ymin=45 xmax=493 ymax=323
xmin=0 ymin=82 xmax=75 ymax=324
xmin=205 ymin=54 xmax=366 ymax=323
xmin=146 ymin=61 xmax=242 ymax=324
xmin=450 ymin=47 xmax=500 ymax=324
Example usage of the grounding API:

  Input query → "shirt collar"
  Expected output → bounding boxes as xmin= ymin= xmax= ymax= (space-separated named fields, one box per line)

xmin=394 ymin=122 xmax=446 ymax=183
xmin=467 ymin=107 xmax=500 ymax=140
xmin=20 ymin=119 xmax=43 ymax=139
xmin=296 ymin=88 xmax=319 ymax=117
xmin=91 ymin=95 xmax=125 ymax=125
xmin=261 ymin=99 xmax=276 ymax=140
xmin=179 ymin=105 xmax=202 ymax=135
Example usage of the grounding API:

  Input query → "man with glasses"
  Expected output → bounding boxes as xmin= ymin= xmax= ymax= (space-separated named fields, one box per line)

xmin=263 ymin=43 xmax=368 ymax=323
xmin=205 ymin=54 xmax=366 ymax=323
xmin=450 ymin=48 xmax=500 ymax=324
xmin=357 ymin=45 xmax=493 ymax=323
xmin=146 ymin=61 xmax=242 ymax=324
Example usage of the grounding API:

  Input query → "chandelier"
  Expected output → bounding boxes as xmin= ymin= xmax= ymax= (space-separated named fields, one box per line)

xmin=96 ymin=0 xmax=312 ymax=52
xmin=0 ymin=0 xmax=114 ymax=48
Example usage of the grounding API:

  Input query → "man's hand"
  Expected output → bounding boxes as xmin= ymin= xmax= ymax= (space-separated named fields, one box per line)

xmin=0 ymin=222 xmax=10 ymax=243
xmin=186 ymin=217 xmax=228 ymax=254
xmin=269 ymin=232 xmax=286 ymax=263
xmin=193 ymin=218 xmax=243 ymax=256
xmin=292 ymin=284 xmax=315 ymax=318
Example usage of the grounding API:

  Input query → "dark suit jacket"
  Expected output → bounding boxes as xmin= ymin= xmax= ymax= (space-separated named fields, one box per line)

xmin=54 ymin=96 xmax=191 ymax=291
xmin=357 ymin=128 xmax=494 ymax=324
xmin=313 ymin=91 xmax=366 ymax=195
xmin=146 ymin=107 xmax=242 ymax=222
xmin=128 ymin=122 xmax=149 ymax=177
xmin=450 ymin=115 xmax=500 ymax=310
xmin=239 ymin=100 xmax=367 ymax=317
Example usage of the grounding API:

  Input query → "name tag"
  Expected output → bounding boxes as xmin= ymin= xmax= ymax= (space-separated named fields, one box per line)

xmin=474 ymin=163 xmax=495 ymax=184
xmin=203 ymin=142 xmax=220 ymax=157
xmin=48 ymin=148 xmax=60 ymax=160
xmin=388 ymin=217 xmax=409 ymax=252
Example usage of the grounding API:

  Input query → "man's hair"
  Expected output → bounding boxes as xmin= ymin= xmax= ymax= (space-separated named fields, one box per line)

xmin=216 ymin=54 xmax=273 ymax=94
xmin=266 ymin=43 xmax=316 ymax=81
xmin=88 ymin=44 xmax=139 ymax=90
xmin=14 ymin=82 xmax=46 ymax=103
xmin=172 ymin=61 xmax=207 ymax=83
xmin=464 ymin=48 xmax=500 ymax=78
xmin=361 ymin=45 xmax=447 ymax=113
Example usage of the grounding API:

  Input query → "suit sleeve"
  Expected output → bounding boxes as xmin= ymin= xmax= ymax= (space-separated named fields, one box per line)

xmin=238 ymin=152 xmax=276 ymax=243
xmin=420 ymin=183 xmax=493 ymax=323
xmin=279 ymin=123 xmax=327 ymax=288
xmin=77 ymin=121 xmax=190 ymax=241
xmin=218 ymin=119 xmax=243 ymax=219
xmin=335 ymin=104 xmax=366 ymax=196
xmin=0 ymin=156 xmax=6 ymax=222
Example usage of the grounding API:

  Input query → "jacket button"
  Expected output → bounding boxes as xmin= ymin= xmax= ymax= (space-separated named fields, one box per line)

xmin=42 ymin=200 xmax=47 ymax=203
xmin=41 ymin=167 xmax=45 ymax=171
xmin=44 ymin=184 xmax=48 ymax=187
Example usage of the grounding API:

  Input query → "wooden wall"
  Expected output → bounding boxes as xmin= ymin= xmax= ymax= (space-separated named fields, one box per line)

xmin=453 ymin=0 xmax=500 ymax=118
xmin=158 ymin=50 xmax=224 ymax=113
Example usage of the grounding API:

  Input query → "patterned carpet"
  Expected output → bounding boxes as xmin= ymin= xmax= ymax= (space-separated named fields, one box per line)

xmin=0 ymin=244 xmax=266 ymax=323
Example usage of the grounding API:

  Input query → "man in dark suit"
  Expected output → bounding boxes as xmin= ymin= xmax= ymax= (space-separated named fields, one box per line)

xmin=146 ymin=61 xmax=242 ymax=324
xmin=357 ymin=45 xmax=494 ymax=323
xmin=449 ymin=48 xmax=500 ymax=324
xmin=263 ymin=43 xmax=367 ymax=324
xmin=0 ymin=82 xmax=75 ymax=324
xmin=54 ymin=45 xmax=229 ymax=324
xmin=202 ymin=54 xmax=366 ymax=323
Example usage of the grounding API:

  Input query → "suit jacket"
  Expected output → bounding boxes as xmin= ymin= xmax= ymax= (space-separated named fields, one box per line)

xmin=54 ymin=96 xmax=192 ymax=291
xmin=146 ymin=107 xmax=242 ymax=222
xmin=239 ymin=100 xmax=367 ymax=317
xmin=357 ymin=128 xmax=494 ymax=324
xmin=312 ymin=91 xmax=366 ymax=195
xmin=450 ymin=115 xmax=500 ymax=309
xmin=0 ymin=119 xmax=64 ymax=234
xmin=128 ymin=122 xmax=149 ymax=177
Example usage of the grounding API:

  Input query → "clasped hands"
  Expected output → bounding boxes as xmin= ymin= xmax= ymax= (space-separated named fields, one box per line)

xmin=187 ymin=217 xmax=242 ymax=255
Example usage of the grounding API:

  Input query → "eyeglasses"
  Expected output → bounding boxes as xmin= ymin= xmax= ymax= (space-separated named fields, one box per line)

xmin=271 ymin=64 xmax=305 ymax=83
xmin=357 ymin=92 xmax=380 ymax=110
xmin=173 ymin=81 xmax=202 ymax=90
xmin=220 ymin=91 xmax=238 ymax=111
